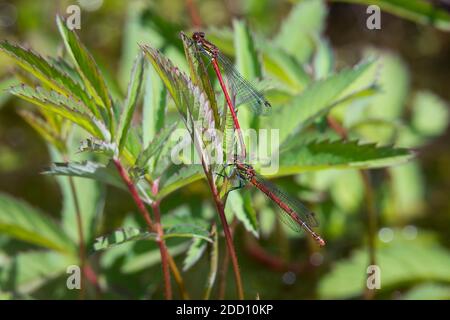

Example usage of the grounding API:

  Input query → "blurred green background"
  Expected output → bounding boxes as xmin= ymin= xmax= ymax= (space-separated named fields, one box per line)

xmin=0 ymin=0 xmax=449 ymax=299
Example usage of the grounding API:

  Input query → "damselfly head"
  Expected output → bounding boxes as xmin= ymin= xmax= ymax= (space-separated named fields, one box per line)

xmin=192 ymin=31 xmax=205 ymax=41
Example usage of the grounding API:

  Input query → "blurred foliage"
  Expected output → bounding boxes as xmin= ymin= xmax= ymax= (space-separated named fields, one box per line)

xmin=0 ymin=0 xmax=449 ymax=300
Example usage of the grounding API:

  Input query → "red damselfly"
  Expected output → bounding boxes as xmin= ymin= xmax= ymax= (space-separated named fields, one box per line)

xmin=187 ymin=31 xmax=271 ymax=130
xmin=233 ymin=160 xmax=325 ymax=247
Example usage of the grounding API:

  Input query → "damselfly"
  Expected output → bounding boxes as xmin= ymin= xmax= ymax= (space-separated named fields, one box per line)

xmin=233 ymin=160 xmax=325 ymax=247
xmin=188 ymin=32 xmax=271 ymax=123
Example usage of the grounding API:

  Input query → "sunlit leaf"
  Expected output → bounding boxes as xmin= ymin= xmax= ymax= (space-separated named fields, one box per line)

xmin=266 ymin=60 xmax=375 ymax=144
xmin=9 ymin=84 xmax=108 ymax=139
xmin=0 ymin=41 xmax=97 ymax=116
xmin=56 ymin=15 xmax=113 ymax=130
xmin=277 ymin=139 xmax=413 ymax=176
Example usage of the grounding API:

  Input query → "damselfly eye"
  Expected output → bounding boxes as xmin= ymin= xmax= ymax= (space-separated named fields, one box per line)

xmin=198 ymin=31 xmax=205 ymax=38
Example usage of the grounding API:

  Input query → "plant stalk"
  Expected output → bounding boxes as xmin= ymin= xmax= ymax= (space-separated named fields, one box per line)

xmin=204 ymin=163 xmax=244 ymax=300
xmin=112 ymin=158 xmax=172 ymax=299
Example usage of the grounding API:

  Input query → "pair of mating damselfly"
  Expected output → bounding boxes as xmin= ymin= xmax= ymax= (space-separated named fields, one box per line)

xmin=184 ymin=31 xmax=325 ymax=246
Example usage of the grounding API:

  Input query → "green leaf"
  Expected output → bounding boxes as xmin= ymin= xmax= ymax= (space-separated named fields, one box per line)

xmin=43 ymin=161 xmax=124 ymax=190
xmin=319 ymin=237 xmax=450 ymax=299
xmin=10 ymin=85 xmax=108 ymax=139
xmin=93 ymin=227 xmax=156 ymax=252
xmin=0 ymin=192 xmax=75 ymax=254
xmin=412 ymin=91 xmax=449 ymax=136
xmin=117 ymin=53 xmax=144 ymax=152
xmin=136 ymin=121 xmax=178 ymax=169
xmin=386 ymin=162 xmax=425 ymax=221
xmin=364 ymin=52 xmax=409 ymax=122
xmin=278 ymin=140 xmax=413 ymax=176
xmin=333 ymin=0 xmax=450 ymax=31
xmin=158 ymin=164 xmax=204 ymax=200
xmin=183 ymin=237 xmax=208 ymax=272
xmin=403 ymin=283 xmax=450 ymax=300
xmin=163 ymin=223 xmax=212 ymax=242
xmin=232 ymin=19 xmax=263 ymax=128
xmin=56 ymin=15 xmax=113 ymax=129
xmin=266 ymin=61 xmax=375 ymax=144
xmin=78 ymin=137 xmax=117 ymax=156
xmin=273 ymin=0 xmax=327 ymax=63
xmin=0 ymin=251 xmax=76 ymax=294
xmin=313 ymin=39 xmax=334 ymax=80
xmin=0 ymin=41 xmax=97 ymax=116
xmin=225 ymin=191 xmax=258 ymax=237
xmin=142 ymin=62 xmax=167 ymax=146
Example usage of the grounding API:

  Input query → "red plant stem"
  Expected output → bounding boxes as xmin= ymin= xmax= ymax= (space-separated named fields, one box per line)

xmin=112 ymin=158 xmax=172 ymax=299
xmin=152 ymin=201 xmax=172 ymax=300
xmin=203 ymin=160 xmax=244 ymax=299
xmin=185 ymin=0 xmax=202 ymax=28
xmin=211 ymin=58 xmax=247 ymax=159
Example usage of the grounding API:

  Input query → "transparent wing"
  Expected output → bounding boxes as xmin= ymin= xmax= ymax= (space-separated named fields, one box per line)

xmin=254 ymin=173 xmax=319 ymax=228
xmin=215 ymin=52 xmax=271 ymax=115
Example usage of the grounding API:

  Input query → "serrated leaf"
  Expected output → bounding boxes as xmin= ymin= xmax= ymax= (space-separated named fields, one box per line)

xmin=278 ymin=140 xmax=413 ymax=176
xmin=273 ymin=0 xmax=327 ymax=63
xmin=56 ymin=15 xmax=113 ymax=130
xmin=117 ymin=53 xmax=144 ymax=152
xmin=0 ymin=41 xmax=97 ymax=117
xmin=163 ymin=223 xmax=212 ymax=242
xmin=319 ymin=238 xmax=450 ymax=299
xmin=333 ymin=0 xmax=450 ymax=31
xmin=183 ymin=237 xmax=208 ymax=272
xmin=10 ymin=85 xmax=108 ymax=139
xmin=78 ymin=137 xmax=117 ymax=156
xmin=136 ymin=121 xmax=178 ymax=169
xmin=266 ymin=61 xmax=375 ymax=144
xmin=43 ymin=161 xmax=124 ymax=190
xmin=93 ymin=227 xmax=156 ymax=252
xmin=0 ymin=192 xmax=75 ymax=254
